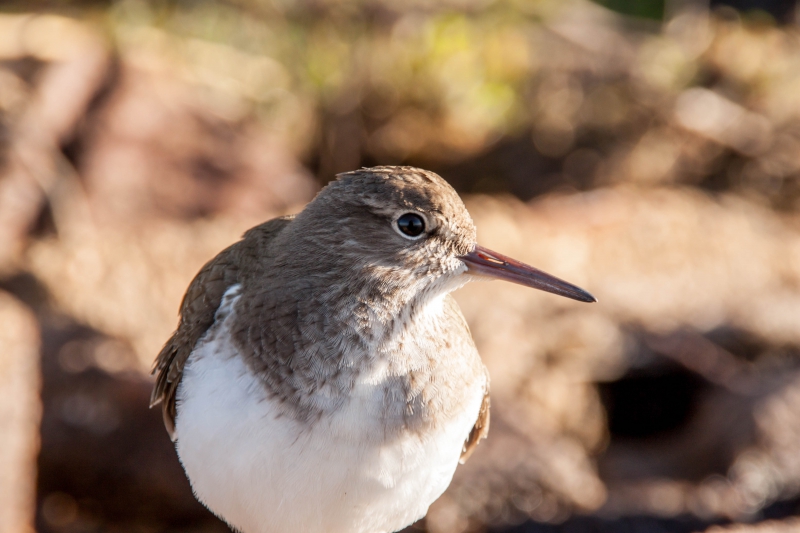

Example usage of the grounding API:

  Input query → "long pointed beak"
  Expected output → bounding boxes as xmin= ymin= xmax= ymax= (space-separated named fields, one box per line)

xmin=459 ymin=245 xmax=596 ymax=303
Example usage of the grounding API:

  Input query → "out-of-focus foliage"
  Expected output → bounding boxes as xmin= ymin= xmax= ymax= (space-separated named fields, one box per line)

xmin=67 ymin=0 xmax=800 ymax=209
xmin=2 ymin=1 xmax=800 ymax=533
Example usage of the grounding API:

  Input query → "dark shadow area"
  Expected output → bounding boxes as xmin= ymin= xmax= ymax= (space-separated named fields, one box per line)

xmin=710 ymin=0 xmax=798 ymax=23
xmin=492 ymin=494 xmax=800 ymax=533
xmin=493 ymin=514 xmax=721 ymax=533
xmin=600 ymin=367 xmax=707 ymax=440
xmin=428 ymin=132 xmax=570 ymax=201
xmin=595 ymin=327 xmax=763 ymax=483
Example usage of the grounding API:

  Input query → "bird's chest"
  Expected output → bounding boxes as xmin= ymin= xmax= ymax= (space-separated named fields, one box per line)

xmin=174 ymin=289 xmax=486 ymax=533
xmin=176 ymin=329 xmax=485 ymax=533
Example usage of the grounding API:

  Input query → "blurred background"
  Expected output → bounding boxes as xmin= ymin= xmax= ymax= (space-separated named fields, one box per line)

xmin=1 ymin=0 xmax=800 ymax=532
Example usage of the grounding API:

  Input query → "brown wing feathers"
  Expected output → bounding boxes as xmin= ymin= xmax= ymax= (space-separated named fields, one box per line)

xmin=151 ymin=248 xmax=241 ymax=438
xmin=150 ymin=217 xmax=293 ymax=439
xmin=460 ymin=376 xmax=490 ymax=463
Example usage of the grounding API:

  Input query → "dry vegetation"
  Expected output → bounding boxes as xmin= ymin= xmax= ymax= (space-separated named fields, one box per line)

xmin=1 ymin=1 xmax=800 ymax=532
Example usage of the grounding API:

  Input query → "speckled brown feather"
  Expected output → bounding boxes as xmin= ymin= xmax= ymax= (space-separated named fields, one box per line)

xmin=150 ymin=216 xmax=294 ymax=438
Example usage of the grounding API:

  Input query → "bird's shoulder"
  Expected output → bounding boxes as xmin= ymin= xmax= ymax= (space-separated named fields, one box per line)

xmin=150 ymin=215 xmax=294 ymax=438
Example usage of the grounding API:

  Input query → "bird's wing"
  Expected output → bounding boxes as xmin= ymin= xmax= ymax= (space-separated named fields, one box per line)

xmin=150 ymin=216 xmax=293 ymax=439
xmin=460 ymin=369 xmax=490 ymax=464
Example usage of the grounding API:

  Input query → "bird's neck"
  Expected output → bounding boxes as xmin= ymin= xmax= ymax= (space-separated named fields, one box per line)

xmin=316 ymin=262 xmax=460 ymax=347
xmin=233 ymin=265 xmax=461 ymax=428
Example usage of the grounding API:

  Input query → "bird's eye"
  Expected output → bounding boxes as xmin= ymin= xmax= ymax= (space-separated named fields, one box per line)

xmin=396 ymin=213 xmax=426 ymax=238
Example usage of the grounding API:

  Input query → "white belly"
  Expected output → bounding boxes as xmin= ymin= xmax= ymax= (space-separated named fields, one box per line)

xmin=174 ymin=313 xmax=485 ymax=533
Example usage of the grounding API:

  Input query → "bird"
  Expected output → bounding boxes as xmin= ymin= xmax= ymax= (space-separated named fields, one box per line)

xmin=150 ymin=166 xmax=595 ymax=533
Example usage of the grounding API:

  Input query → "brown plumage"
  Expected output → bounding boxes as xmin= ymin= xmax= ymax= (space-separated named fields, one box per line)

xmin=151 ymin=167 xmax=490 ymax=456
xmin=150 ymin=166 xmax=594 ymax=533
xmin=150 ymin=216 xmax=293 ymax=437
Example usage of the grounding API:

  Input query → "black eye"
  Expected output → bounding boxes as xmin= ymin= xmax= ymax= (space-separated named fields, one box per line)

xmin=396 ymin=213 xmax=425 ymax=238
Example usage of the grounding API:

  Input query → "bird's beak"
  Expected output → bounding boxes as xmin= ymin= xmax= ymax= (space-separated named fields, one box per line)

xmin=459 ymin=245 xmax=596 ymax=303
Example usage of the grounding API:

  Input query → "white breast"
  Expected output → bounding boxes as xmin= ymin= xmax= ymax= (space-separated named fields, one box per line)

xmin=174 ymin=288 xmax=485 ymax=533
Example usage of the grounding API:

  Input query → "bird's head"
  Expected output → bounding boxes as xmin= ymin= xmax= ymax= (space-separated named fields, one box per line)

xmin=283 ymin=166 xmax=595 ymax=307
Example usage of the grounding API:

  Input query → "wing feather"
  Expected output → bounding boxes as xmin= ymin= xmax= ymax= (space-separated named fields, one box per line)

xmin=460 ymin=371 xmax=490 ymax=463
xmin=150 ymin=216 xmax=293 ymax=439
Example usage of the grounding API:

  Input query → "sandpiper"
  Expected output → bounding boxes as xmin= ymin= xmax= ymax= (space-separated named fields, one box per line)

xmin=151 ymin=166 xmax=595 ymax=533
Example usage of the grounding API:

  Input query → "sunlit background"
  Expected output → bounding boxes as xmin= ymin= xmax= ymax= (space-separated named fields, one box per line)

xmin=1 ymin=0 xmax=800 ymax=532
